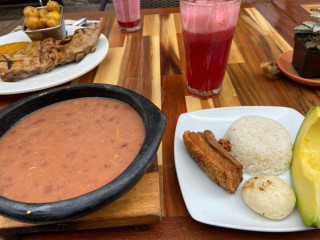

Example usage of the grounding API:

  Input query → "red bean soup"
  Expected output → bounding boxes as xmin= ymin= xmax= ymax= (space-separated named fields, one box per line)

xmin=0 ymin=97 xmax=146 ymax=203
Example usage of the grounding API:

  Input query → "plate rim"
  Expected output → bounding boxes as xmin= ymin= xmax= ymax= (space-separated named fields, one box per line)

xmin=174 ymin=106 xmax=312 ymax=232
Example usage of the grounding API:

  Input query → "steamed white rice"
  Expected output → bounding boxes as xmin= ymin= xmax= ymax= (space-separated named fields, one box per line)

xmin=224 ymin=116 xmax=292 ymax=175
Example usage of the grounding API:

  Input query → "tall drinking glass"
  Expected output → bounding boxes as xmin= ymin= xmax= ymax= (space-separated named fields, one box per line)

xmin=180 ymin=0 xmax=240 ymax=99
xmin=113 ymin=0 xmax=141 ymax=32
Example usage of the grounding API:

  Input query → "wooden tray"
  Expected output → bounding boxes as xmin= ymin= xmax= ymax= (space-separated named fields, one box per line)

xmin=0 ymin=170 xmax=161 ymax=235
xmin=0 ymin=15 xmax=164 ymax=235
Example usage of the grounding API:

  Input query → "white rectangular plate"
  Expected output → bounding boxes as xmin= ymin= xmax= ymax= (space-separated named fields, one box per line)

xmin=174 ymin=106 xmax=311 ymax=232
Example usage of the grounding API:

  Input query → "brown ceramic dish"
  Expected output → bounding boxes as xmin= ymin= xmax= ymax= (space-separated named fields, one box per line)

xmin=277 ymin=50 xmax=320 ymax=86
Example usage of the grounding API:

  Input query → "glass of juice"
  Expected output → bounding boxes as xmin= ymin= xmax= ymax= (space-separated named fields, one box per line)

xmin=113 ymin=0 xmax=141 ymax=32
xmin=180 ymin=0 xmax=240 ymax=99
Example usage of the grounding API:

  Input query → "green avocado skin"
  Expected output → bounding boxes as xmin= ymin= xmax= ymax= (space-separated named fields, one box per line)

xmin=291 ymin=106 xmax=320 ymax=228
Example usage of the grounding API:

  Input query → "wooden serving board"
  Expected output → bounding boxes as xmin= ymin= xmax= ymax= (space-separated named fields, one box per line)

xmin=0 ymin=19 xmax=163 ymax=236
xmin=0 ymin=171 xmax=161 ymax=235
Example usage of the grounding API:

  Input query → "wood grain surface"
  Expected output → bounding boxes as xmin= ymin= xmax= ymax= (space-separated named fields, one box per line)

xmin=1 ymin=1 xmax=320 ymax=239
xmin=0 ymin=173 xmax=160 ymax=235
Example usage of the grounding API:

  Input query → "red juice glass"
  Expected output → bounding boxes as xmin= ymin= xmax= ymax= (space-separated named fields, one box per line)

xmin=113 ymin=0 xmax=141 ymax=32
xmin=180 ymin=0 xmax=240 ymax=99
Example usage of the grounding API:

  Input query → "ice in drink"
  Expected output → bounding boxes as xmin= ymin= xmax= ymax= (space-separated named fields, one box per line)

xmin=113 ymin=0 xmax=141 ymax=32
xmin=180 ymin=0 xmax=240 ymax=99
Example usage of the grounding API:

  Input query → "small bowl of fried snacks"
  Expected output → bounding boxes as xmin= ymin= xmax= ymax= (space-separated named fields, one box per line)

xmin=23 ymin=1 xmax=66 ymax=41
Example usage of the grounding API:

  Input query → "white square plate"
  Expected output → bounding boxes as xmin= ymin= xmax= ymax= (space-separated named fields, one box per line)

xmin=174 ymin=106 xmax=311 ymax=232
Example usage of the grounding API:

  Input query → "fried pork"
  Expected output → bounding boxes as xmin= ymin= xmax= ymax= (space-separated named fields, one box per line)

xmin=0 ymin=27 xmax=101 ymax=82
xmin=183 ymin=130 xmax=243 ymax=194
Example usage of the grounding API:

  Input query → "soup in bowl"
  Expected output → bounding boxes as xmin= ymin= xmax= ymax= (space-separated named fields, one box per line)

xmin=0 ymin=83 xmax=166 ymax=223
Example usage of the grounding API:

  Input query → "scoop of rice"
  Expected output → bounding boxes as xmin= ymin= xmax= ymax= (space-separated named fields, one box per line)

xmin=224 ymin=116 xmax=292 ymax=175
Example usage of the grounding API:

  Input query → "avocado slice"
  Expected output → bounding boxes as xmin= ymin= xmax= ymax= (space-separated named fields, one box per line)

xmin=291 ymin=106 xmax=320 ymax=228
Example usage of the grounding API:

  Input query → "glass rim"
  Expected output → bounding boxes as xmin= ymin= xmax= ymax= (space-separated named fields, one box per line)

xmin=179 ymin=0 xmax=240 ymax=6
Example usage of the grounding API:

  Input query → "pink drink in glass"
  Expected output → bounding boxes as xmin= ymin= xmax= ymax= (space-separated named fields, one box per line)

xmin=113 ymin=0 xmax=141 ymax=32
xmin=180 ymin=0 xmax=240 ymax=99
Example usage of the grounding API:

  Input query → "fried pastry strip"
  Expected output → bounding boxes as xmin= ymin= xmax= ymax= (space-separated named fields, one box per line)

xmin=183 ymin=130 xmax=243 ymax=194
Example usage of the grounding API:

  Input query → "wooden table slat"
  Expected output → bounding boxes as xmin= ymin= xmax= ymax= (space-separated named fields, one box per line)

xmin=1 ymin=2 xmax=320 ymax=239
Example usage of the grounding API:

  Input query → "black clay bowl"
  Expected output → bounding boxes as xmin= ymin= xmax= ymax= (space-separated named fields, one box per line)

xmin=0 ymin=83 xmax=166 ymax=223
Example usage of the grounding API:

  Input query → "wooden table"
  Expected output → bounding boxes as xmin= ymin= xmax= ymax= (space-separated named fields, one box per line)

xmin=1 ymin=1 xmax=320 ymax=239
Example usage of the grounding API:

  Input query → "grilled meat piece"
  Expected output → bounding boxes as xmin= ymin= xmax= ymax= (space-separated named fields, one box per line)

xmin=183 ymin=130 xmax=243 ymax=194
xmin=218 ymin=138 xmax=231 ymax=152
xmin=204 ymin=130 xmax=242 ymax=176
xmin=0 ymin=27 xmax=101 ymax=82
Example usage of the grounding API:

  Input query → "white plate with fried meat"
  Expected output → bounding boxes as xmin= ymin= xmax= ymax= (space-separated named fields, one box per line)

xmin=0 ymin=26 xmax=108 ymax=95
xmin=174 ymin=106 xmax=311 ymax=232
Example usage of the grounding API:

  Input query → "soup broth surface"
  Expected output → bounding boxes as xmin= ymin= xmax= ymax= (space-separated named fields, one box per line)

xmin=0 ymin=97 xmax=146 ymax=203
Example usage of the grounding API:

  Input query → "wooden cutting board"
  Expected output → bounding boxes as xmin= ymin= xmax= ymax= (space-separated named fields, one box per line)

xmin=0 ymin=168 xmax=161 ymax=235
xmin=0 ymin=18 xmax=163 ymax=236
